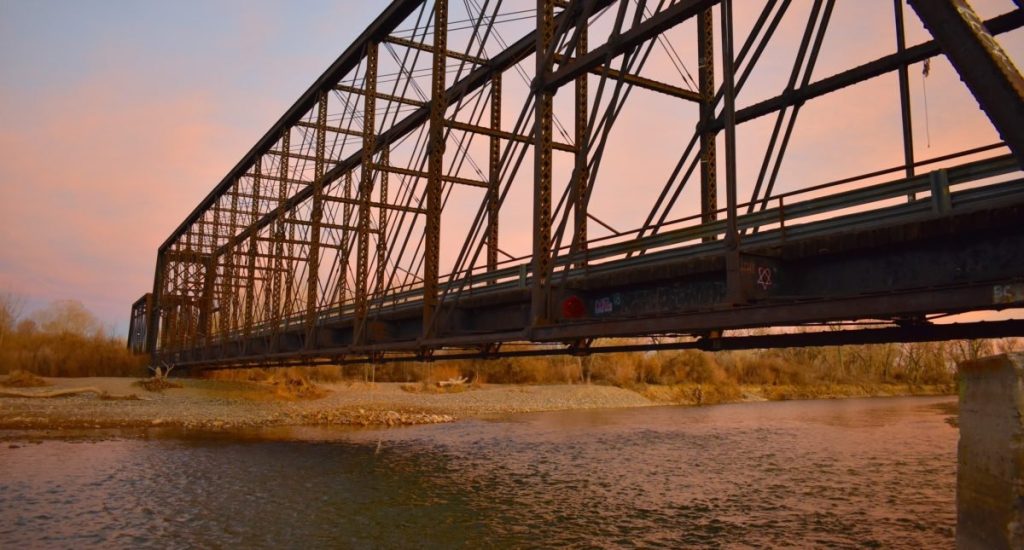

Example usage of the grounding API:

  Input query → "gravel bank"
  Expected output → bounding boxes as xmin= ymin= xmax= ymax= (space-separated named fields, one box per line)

xmin=0 ymin=377 xmax=656 ymax=433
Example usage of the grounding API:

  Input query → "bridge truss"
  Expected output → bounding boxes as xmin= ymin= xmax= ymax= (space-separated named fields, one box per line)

xmin=128 ymin=0 xmax=1024 ymax=369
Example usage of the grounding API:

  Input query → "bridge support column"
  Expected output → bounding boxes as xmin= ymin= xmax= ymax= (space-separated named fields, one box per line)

xmin=956 ymin=353 xmax=1024 ymax=549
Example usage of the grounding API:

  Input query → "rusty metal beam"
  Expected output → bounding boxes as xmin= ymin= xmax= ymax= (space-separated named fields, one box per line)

xmin=709 ymin=9 xmax=1024 ymax=133
xmin=355 ymin=41 xmax=378 ymax=345
xmin=532 ymin=0 xmax=555 ymax=326
xmin=424 ymin=0 xmax=447 ymax=338
xmin=294 ymin=120 xmax=363 ymax=139
xmin=908 ymin=0 xmax=1024 ymax=164
xmin=159 ymin=0 xmax=425 ymax=253
xmin=304 ymin=91 xmax=328 ymax=346
xmin=554 ymin=54 xmax=701 ymax=102
xmin=369 ymin=163 xmax=489 ymax=188
xmin=572 ymin=16 xmax=590 ymax=267
xmin=487 ymin=74 xmax=501 ymax=272
xmin=211 ymin=0 xmax=615 ymax=259
xmin=698 ymin=6 xmax=717 ymax=232
xmin=383 ymin=35 xmax=487 ymax=65
xmin=545 ymin=0 xmax=719 ymax=91
xmin=444 ymin=119 xmax=576 ymax=152
xmin=335 ymin=84 xmax=425 ymax=108
xmin=321 ymin=193 xmax=427 ymax=214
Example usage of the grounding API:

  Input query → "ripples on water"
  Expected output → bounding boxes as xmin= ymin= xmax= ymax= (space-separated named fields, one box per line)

xmin=0 ymin=396 xmax=956 ymax=548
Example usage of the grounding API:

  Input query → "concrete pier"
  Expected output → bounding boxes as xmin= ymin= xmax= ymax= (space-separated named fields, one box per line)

xmin=958 ymin=353 xmax=1024 ymax=549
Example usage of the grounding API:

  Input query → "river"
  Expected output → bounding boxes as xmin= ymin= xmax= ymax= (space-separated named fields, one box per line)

xmin=0 ymin=395 xmax=957 ymax=548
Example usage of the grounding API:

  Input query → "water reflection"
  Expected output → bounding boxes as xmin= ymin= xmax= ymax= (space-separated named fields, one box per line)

xmin=0 ymin=396 xmax=956 ymax=548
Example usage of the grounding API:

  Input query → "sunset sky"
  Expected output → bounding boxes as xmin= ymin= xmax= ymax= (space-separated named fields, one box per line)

xmin=1 ymin=0 xmax=1021 ymax=335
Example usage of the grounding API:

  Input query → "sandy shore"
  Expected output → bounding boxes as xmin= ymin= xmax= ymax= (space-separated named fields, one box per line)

xmin=0 ymin=376 xmax=656 ymax=432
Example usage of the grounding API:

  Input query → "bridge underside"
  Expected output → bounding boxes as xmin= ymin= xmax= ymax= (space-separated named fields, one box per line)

xmin=129 ymin=0 xmax=1024 ymax=369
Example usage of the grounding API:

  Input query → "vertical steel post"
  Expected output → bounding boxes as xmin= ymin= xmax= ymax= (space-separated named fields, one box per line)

xmin=356 ymin=42 xmax=378 ymax=344
xmin=222 ymin=188 xmax=239 ymax=344
xmin=196 ymin=212 xmax=209 ymax=350
xmin=532 ymin=0 xmax=555 ymax=325
xmin=146 ymin=251 xmax=166 ymax=358
xmin=376 ymin=147 xmax=389 ymax=298
xmin=272 ymin=130 xmax=288 ymax=346
xmin=573 ymin=15 xmax=590 ymax=267
xmin=199 ymin=254 xmax=216 ymax=346
xmin=209 ymin=195 xmax=223 ymax=344
xmin=721 ymin=0 xmax=742 ymax=302
xmin=424 ymin=0 xmax=448 ymax=338
xmin=341 ymin=172 xmax=352 ymax=308
xmin=487 ymin=74 xmax=502 ymax=273
xmin=894 ymin=0 xmax=916 ymax=200
xmin=698 ymin=6 xmax=718 ymax=234
xmin=182 ymin=234 xmax=194 ymax=352
xmin=244 ymin=160 xmax=261 ymax=341
xmin=306 ymin=90 xmax=328 ymax=346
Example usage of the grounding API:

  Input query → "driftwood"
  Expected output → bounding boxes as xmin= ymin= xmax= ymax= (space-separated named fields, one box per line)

xmin=436 ymin=376 xmax=468 ymax=388
xmin=0 ymin=386 xmax=104 ymax=399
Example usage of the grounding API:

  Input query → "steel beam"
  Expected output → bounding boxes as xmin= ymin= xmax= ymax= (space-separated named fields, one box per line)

xmin=305 ymin=91 xmax=328 ymax=347
xmin=376 ymin=147 xmax=389 ymax=299
xmin=545 ymin=0 xmax=719 ymax=91
xmin=215 ymin=0 xmax=617 ymax=257
xmin=721 ymin=0 xmax=741 ymax=303
xmin=894 ymin=0 xmax=916 ymax=187
xmin=532 ymin=0 xmax=555 ymax=326
xmin=355 ymin=42 xmax=378 ymax=345
xmin=697 ymin=5 xmax=718 ymax=233
xmin=908 ymin=0 xmax=1024 ymax=164
xmin=487 ymin=74 xmax=501 ymax=273
xmin=711 ymin=10 xmax=1024 ymax=132
xmin=159 ymin=0 xmax=426 ymax=253
xmin=424 ymin=0 xmax=448 ymax=338
xmin=572 ymin=14 xmax=590 ymax=267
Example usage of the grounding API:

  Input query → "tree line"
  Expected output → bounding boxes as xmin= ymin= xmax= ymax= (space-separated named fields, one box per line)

xmin=0 ymin=293 xmax=145 ymax=377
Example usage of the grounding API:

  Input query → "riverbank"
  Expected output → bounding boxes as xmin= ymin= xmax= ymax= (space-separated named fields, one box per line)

xmin=0 ymin=375 xmax=952 ymax=433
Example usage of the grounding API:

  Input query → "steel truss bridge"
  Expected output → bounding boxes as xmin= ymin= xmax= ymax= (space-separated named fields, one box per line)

xmin=129 ymin=0 xmax=1024 ymax=370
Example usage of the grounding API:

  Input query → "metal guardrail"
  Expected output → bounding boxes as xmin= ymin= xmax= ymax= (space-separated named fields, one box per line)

xmin=164 ymin=153 xmax=1022 ymax=351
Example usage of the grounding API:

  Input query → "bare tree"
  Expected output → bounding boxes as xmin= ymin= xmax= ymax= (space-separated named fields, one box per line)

xmin=0 ymin=292 xmax=25 ymax=348
xmin=31 ymin=299 xmax=102 ymax=337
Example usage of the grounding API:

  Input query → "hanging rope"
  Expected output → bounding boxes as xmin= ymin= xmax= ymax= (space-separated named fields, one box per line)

xmin=921 ymin=58 xmax=932 ymax=148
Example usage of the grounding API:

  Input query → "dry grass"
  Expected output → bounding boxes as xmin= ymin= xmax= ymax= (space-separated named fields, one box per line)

xmin=263 ymin=369 xmax=329 ymax=400
xmin=1 ymin=370 xmax=50 ymax=388
xmin=169 ymin=337 xmax=1019 ymax=406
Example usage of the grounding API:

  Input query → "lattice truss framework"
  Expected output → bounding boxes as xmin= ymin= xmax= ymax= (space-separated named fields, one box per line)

xmin=142 ymin=0 xmax=1024 ymax=358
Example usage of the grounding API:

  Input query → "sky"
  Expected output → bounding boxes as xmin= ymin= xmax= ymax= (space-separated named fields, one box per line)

xmin=0 ymin=0 xmax=1021 ymax=336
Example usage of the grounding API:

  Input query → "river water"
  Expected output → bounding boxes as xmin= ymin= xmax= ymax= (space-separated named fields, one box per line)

xmin=0 ymin=396 xmax=957 ymax=548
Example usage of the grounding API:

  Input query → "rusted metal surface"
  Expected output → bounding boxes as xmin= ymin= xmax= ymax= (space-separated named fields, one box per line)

xmin=133 ymin=1 xmax=1024 ymax=367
